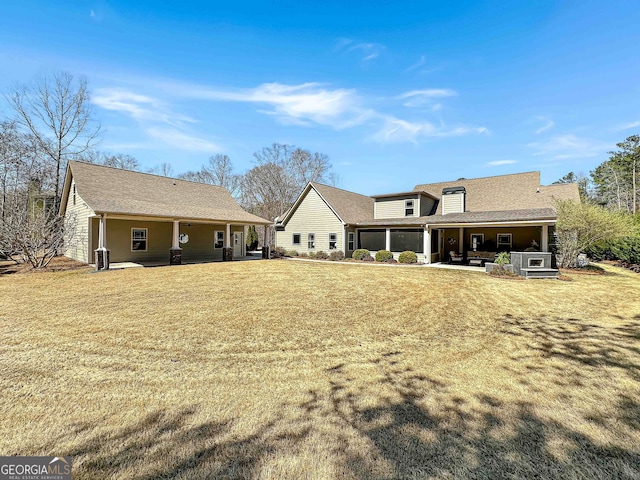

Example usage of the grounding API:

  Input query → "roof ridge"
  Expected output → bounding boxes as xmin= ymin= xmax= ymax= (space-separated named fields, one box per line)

xmin=414 ymin=170 xmax=540 ymax=188
xmin=69 ymin=160 xmax=226 ymax=190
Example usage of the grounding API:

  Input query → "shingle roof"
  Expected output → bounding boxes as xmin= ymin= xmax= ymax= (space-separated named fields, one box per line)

xmin=62 ymin=161 xmax=271 ymax=225
xmin=354 ymin=208 xmax=557 ymax=226
xmin=413 ymin=171 xmax=580 ymax=214
xmin=310 ymin=182 xmax=375 ymax=224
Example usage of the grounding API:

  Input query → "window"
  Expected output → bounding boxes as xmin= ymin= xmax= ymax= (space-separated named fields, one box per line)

xmin=405 ymin=199 xmax=414 ymax=216
xmin=470 ymin=234 xmax=484 ymax=251
xmin=390 ymin=229 xmax=424 ymax=253
xmin=132 ymin=228 xmax=147 ymax=251
xmin=214 ymin=231 xmax=224 ymax=249
xmin=497 ymin=233 xmax=512 ymax=250
xmin=348 ymin=232 xmax=355 ymax=251
xmin=358 ymin=229 xmax=386 ymax=251
xmin=292 ymin=233 xmax=301 ymax=245
xmin=308 ymin=233 xmax=315 ymax=249
xmin=329 ymin=233 xmax=337 ymax=250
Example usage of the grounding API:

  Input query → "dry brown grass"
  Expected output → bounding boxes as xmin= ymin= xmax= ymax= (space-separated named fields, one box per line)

xmin=1 ymin=260 xmax=639 ymax=479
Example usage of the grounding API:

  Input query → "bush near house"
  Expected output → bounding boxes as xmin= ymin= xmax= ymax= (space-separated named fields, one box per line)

xmin=329 ymin=250 xmax=344 ymax=261
xmin=375 ymin=250 xmax=393 ymax=262
xmin=398 ymin=251 xmax=418 ymax=264
xmin=352 ymin=249 xmax=370 ymax=260
xmin=286 ymin=249 xmax=299 ymax=257
xmin=314 ymin=251 xmax=329 ymax=260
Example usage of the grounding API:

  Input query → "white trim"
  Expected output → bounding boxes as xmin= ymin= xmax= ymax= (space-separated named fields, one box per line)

xmin=329 ymin=232 xmax=338 ymax=250
xmin=307 ymin=233 xmax=315 ymax=249
xmin=279 ymin=183 xmax=346 ymax=226
xmin=214 ymin=230 xmax=224 ymax=249
xmin=541 ymin=224 xmax=549 ymax=252
xmin=131 ymin=227 xmax=148 ymax=252
xmin=347 ymin=231 xmax=355 ymax=251
xmin=497 ymin=233 xmax=512 ymax=249
xmin=172 ymin=220 xmax=180 ymax=249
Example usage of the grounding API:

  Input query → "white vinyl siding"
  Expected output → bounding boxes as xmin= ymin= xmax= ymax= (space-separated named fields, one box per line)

xmin=275 ymin=187 xmax=344 ymax=253
xmin=442 ymin=193 xmax=465 ymax=214
xmin=374 ymin=196 xmax=419 ymax=219
xmin=63 ymin=179 xmax=95 ymax=263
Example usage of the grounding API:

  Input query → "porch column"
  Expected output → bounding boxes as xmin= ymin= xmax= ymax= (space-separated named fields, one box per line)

xmin=541 ymin=224 xmax=549 ymax=252
xmin=385 ymin=228 xmax=391 ymax=251
xmin=424 ymin=226 xmax=431 ymax=264
xmin=223 ymin=223 xmax=232 ymax=261
xmin=262 ymin=224 xmax=270 ymax=259
xmin=95 ymin=213 xmax=109 ymax=271
xmin=170 ymin=220 xmax=182 ymax=265
xmin=243 ymin=225 xmax=248 ymax=256
xmin=459 ymin=227 xmax=464 ymax=254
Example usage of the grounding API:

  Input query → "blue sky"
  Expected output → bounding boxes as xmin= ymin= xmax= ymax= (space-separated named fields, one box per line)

xmin=1 ymin=1 xmax=639 ymax=194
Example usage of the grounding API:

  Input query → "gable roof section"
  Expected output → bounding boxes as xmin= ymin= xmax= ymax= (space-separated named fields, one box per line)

xmin=413 ymin=171 xmax=580 ymax=214
xmin=279 ymin=182 xmax=374 ymax=226
xmin=60 ymin=161 xmax=271 ymax=224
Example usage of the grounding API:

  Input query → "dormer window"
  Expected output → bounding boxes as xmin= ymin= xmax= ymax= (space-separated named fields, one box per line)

xmin=405 ymin=199 xmax=414 ymax=216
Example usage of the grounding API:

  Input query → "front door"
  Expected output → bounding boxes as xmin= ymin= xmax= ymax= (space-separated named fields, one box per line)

xmin=233 ymin=232 xmax=243 ymax=257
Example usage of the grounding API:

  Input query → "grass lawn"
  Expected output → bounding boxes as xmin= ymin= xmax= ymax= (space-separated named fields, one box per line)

xmin=1 ymin=260 xmax=639 ymax=479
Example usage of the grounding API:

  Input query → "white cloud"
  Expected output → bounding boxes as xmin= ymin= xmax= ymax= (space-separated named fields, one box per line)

xmin=622 ymin=120 xmax=640 ymax=130
xmin=398 ymin=89 xmax=457 ymax=108
xmin=534 ymin=116 xmax=555 ymax=135
xmin=145 ymin=128 xmax=221 ymax=152
xmin=334 ymin=38 xmax=384 ymax=62
xmin=371 ymin=116 xmax=487 ymax=143
xmin=405 ymin=56 xmax=427 ymax=73
xmin=486 ymin=160 xmax=518 ymax=166
xmin=528 ymin=134 xmax=608 ymax=159
xmin=92 ymin=88 xmax=195 ymax=127
xmin=176 ymin=82 xmax=373 ymax=129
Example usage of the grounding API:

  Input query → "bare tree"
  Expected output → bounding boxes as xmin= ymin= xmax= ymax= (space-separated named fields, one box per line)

xmin=149 ymin=162 xmax=174 ymax=177
xmin=6 ymin=71 xmax=100 ymax=206
xmin=178 ymin=154 xmax=241 ymax=197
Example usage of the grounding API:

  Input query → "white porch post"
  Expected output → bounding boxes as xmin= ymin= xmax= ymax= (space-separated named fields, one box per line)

xmin=385 ymin=228 xmax=391 ymax=251
xmin=243 ymin=225 xmax=248 ymax=256
xmin=541 ymin=224 xmax=549 ymax=252
xmin=226 ymin=223 xmax=231 ymax=248
xmin=97 ymin=214 xmax=107 ymax=249
xmin=459 ymin=227 xmax=464 ymax=254
xmin=95 ymin=213 xmax=109 ymax=271
xmin=424 ymin=226 xmax=431 ymax=264
xmin=171 ymin=220 xmax=180 ymax=249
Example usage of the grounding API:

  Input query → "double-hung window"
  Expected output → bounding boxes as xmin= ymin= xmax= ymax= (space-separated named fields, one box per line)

xmin=308 ymin=233 xmax=315 ymax=249
xmin=214 ymin=231 xmax=224 ymax=249
xmin=497 ymin=234 xmax=512 ymax=250
xmin=348 ymin=232 xmax=355 ymax=251
xmin=329 ymin=233 xmax=337 ymax=250
xmin=132 ymin=228 xmax=147 ymax=251
xmin=405 ymin=199 xmax=414 ymax=216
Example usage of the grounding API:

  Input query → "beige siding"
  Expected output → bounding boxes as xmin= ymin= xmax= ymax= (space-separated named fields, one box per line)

xmin=64 ymin=179 xmax=95 ymax=263
xmin=276 ymin=188 xmax=344 ymax=253
xmin=419 ymin=195 xmax=436 ymax=216
xmin=90 ymin=220 xmax=247 ymax=263
xmin=374 ymin=195 xmax=417 ymax=219
xmin=442 ymin=193 xmax=465 ymax=214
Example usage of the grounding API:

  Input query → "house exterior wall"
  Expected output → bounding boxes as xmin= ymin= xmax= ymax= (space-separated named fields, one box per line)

xmin=374 ymin=195 xmax=418 ymax=219
xmin=64 ymin=180 xmax=95 ymax=263
xmin=90 ymin=219 xmax=247 ymax=263
xmin=442 ymin=193 xmax=465 ymax=214
xmin=464 ymin=226 xmax=542 ymax=252
xmin=276 ymin=188 xmax=344 ymax=253
xmin=419 ymin=195 xmax=436 ymax=216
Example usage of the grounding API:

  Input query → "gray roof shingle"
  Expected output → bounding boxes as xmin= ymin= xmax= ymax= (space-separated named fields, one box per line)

xmin=63 ymin=161 xmax=271 ymax=224
xmin=310 ymin=182 xmax=374 ymax=224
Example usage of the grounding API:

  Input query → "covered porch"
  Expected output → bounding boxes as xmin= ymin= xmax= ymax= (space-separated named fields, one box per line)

xmin=91 ymin=214 xmax=268 ymax=270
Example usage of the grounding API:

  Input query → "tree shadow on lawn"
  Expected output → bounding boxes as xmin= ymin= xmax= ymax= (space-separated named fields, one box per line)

xmin=59 ymin=315 xmax=640 ymax=479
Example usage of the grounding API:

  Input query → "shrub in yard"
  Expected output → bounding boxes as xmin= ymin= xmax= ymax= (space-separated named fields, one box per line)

xmin=286 ymin=249 xmax=299 ymax=257
xmin=385 ymin=258 xmax=398 ymax=264
xmin=361 ymin=254 xmax=374 ymax=262
xmin=315 ymin=250 xmax=329 ymax=260
xmin=298 ymin=252 xmax=308 ymax=258
xmin=271 ymin=246 xmax=288 ymax=258
xmin=375 ymin=250 xmax=393 ymax=262
xmin=352 ymin=249 xmax=370 ymax=260
xmin=307 ymin=251 xmax=316 ymax=259
xmin=329 ymin=250 xmax=344 ymax=261
xmin=398 ymin=251 xmax=417 ymax=264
